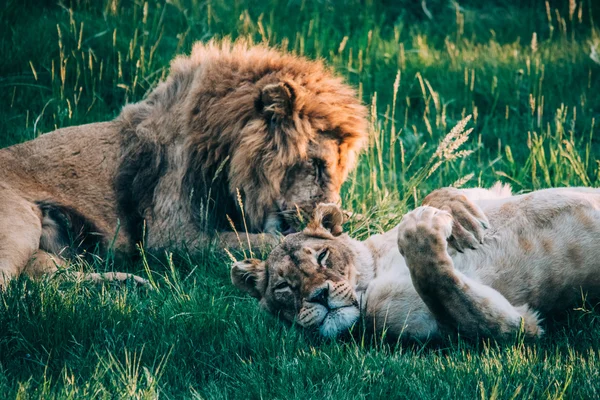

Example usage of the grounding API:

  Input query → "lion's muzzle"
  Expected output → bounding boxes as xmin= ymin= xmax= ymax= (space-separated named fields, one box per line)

xmin=296 ymin=281 xmax=360 ymax=338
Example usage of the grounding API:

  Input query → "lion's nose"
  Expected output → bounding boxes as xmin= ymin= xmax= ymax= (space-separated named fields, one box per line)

xmin=307 ymin=285 xmax=329 ymax=308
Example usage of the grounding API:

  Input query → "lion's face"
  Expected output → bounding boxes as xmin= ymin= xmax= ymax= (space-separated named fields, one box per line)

xmin=228 ymin=78 xmax=366 ymax=235
xmin=231 ymin=204 xmax=361 ymax=338
xmin=266 ymin=139 xmax=345 ymax=234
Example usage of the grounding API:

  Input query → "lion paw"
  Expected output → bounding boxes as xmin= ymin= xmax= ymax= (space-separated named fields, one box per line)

xmin=423 ymin=187 xmax=489 ymax=252
xmin=397 ymin=206 xmax=453 ymax=259
xmin=87 ymin=272 xmax=153 ymax=290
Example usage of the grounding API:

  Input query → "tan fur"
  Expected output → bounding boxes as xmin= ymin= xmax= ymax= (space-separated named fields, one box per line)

xmin=232 ymin=185 xmax=600 ymax=341
xmin=0 ymin=39 xmax=367 ymax=287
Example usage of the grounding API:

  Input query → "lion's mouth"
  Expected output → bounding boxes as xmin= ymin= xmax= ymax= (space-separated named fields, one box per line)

xmin=263 ymin=211 xmax=297 ymax=235
xmin=279 ymin=218 xmax=297 ymax=235
xmin=317 ymin=305 xmax=356 ymax=325
xmin=296 ymin=301 xmax=360 ymax=338
xmin=317 ymin=305 xmax=360 ymax=338
xmin=264 ymin=207 xmax=300 ymax=236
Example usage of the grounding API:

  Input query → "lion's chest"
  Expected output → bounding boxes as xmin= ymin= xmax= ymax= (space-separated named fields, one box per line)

xmin=368 ymin=227 xmax=411 ymax=281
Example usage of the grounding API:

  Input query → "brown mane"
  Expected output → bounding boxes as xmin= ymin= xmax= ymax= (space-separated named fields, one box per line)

xmin=115 ymin=39 xmax=367 ymax=238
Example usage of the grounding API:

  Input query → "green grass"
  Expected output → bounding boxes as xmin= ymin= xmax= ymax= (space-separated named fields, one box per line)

xmin=2 ymin=0 xmax=600 ymax=397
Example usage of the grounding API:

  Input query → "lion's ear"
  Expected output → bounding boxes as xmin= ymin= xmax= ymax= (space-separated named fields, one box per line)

xmin=231 ymin=258 xmax=267 ymax=299
xmin=261 ymin=82 xmax=294 ymax=118
xmin=305 ymin=203 xmax=345 ymax=238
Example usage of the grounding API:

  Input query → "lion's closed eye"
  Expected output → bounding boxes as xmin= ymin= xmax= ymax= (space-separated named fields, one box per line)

xmin=274 ymin=281 xmax=289 ymax=290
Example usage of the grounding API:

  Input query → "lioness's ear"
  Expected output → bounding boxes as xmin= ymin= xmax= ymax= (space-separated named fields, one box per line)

xmin=305 ymin=203 xmax=345 ymax=238
xmin=261 ymin=82 xmax=294 ymax=118
xmin=231 ymin=259 xmax=267 ymax=299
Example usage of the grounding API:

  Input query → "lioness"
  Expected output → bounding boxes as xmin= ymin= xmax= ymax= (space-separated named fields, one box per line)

xmin=232 ymin=184 xmax=600 ymax=341
xmin=0 ymin=39 xmax=367 ymax=286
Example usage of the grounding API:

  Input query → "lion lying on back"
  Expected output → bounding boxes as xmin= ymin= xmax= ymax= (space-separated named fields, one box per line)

xmin=232 ymin=184 xmax=600 ymax=341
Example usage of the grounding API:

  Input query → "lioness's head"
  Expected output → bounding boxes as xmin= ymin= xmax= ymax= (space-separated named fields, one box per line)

xmin=231 ymin=203 xmax=363 ymax=337
xmin=133 ymin=39 xmax=368 ymax=234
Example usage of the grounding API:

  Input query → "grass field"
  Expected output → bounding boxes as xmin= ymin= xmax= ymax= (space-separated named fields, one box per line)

xmin=2 ymin=0 xmax=600 ymax=398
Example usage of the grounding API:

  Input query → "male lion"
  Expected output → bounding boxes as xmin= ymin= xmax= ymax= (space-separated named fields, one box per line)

xmin=232 ymin=184 xmax=600 ymax=341
xmin=0 ymin=39 xmax=367 ymax=286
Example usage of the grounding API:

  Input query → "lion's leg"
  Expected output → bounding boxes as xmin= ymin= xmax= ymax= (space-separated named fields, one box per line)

xmin=145 ymin=217 xmax=279 ymax=252
xmin=23 ymin=250 xmax=64 ymax=277
xmin=71 ymin=271 xmax=151 ymax=287
xmin=0 ymin=190 xmax=44 ymax=288
xmin=171 ymin=230 xmax=279 ymax=250
xmin=23 ymin=250 xmax=150 ymax=287
xmin=216 ymin=231 xmax=280 ymax=250
xmin=397 ymin=206 xmax=542 ymax=340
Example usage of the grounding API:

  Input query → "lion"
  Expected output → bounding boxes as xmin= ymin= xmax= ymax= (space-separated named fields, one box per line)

xmin=0 ymin=39 xmax=367 ymax=287
xmin=232 ymin=184 xmax=600 ymax=341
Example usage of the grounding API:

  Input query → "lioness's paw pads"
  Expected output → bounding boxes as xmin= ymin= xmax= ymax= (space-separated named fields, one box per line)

xmin=397 ymin=206 xmax=453 ymax=255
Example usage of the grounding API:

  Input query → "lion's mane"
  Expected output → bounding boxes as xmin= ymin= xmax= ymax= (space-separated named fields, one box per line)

xmin=114 ymin=39 xmax=368 ymax=244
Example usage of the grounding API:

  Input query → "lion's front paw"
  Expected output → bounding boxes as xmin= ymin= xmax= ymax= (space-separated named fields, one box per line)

xmin=397 ymin=206 xmax=453 ymax=260
xmin=422 ymin=187 xmax=489 ymax=252
xmin=397 ymin=206 xmax=457 ymax=287
xmin=88 ymin=272 xmax=153 ymax=290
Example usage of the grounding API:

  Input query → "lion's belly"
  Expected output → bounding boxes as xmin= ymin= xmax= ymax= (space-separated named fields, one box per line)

xmin=454 ymin=188 xmax=600 ymax=312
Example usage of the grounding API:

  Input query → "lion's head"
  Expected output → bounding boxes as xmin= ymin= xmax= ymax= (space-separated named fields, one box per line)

xmin=120 ymin=39 xmax=368 ymax=235
xmin=231 ymin=203 xmax=364 ymax=337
